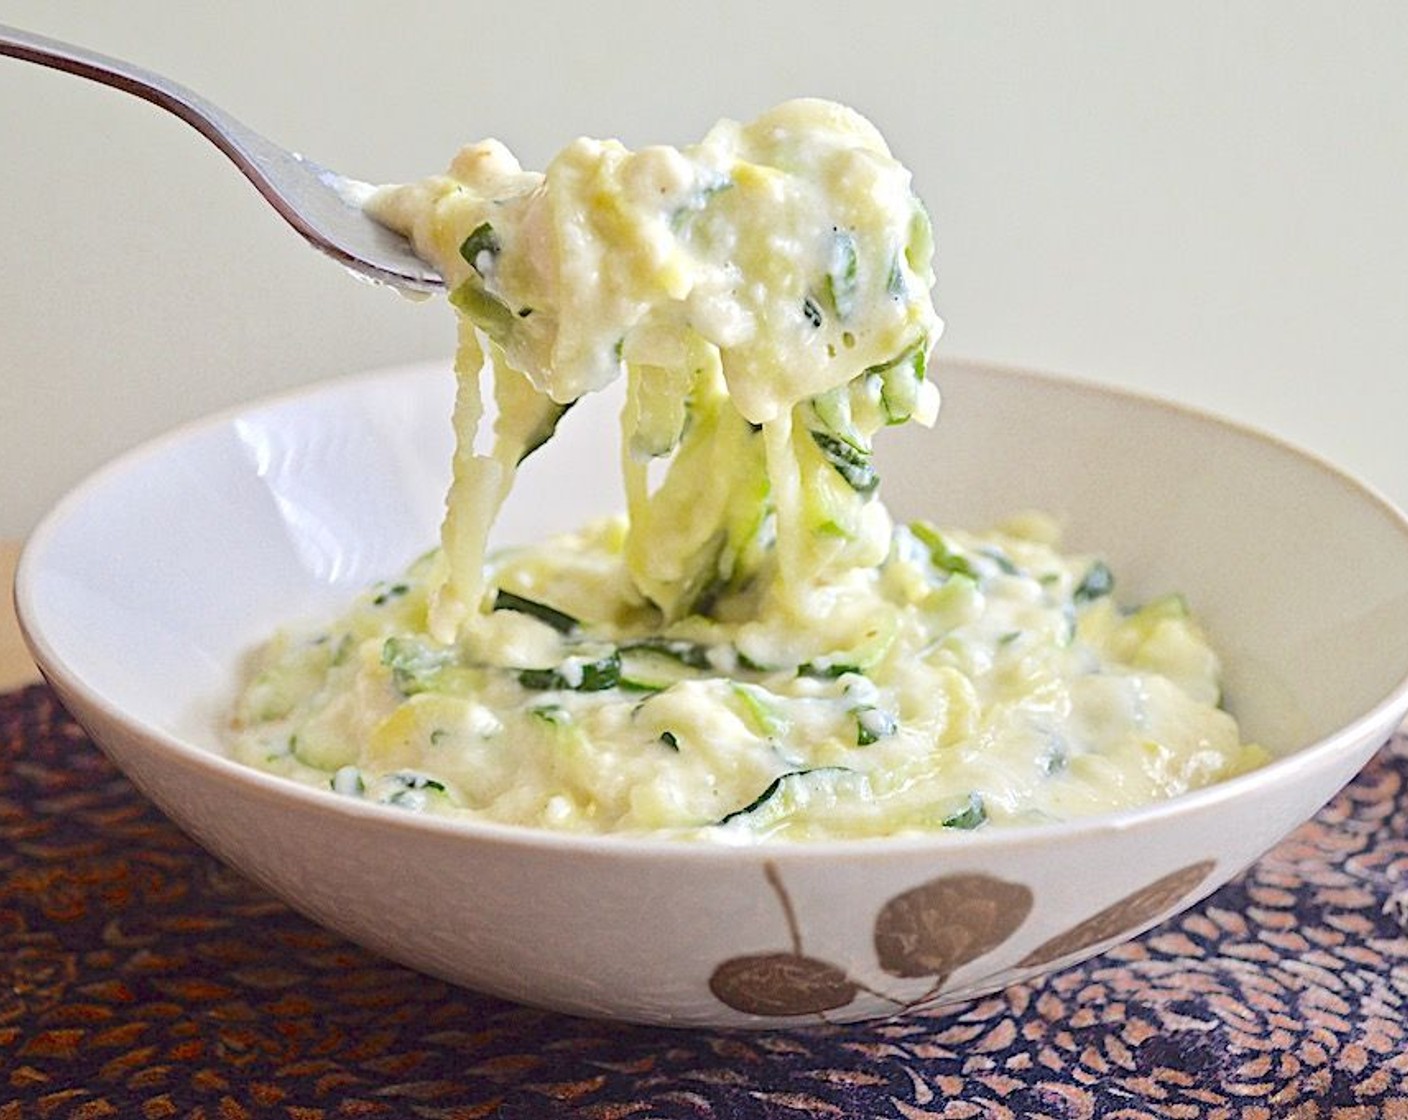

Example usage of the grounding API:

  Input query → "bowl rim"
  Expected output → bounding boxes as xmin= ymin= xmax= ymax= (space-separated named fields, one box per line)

xmin=16 ymin=356 xmax=1408 ymax=865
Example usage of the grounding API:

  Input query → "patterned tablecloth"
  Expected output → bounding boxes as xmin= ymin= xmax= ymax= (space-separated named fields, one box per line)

xmin=3 ymin=683 xmax=1408 ymax=1118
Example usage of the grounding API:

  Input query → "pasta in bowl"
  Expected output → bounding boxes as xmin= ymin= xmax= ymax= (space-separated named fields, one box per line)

xmin=230 ymin=100 xmax=1263 ymax=841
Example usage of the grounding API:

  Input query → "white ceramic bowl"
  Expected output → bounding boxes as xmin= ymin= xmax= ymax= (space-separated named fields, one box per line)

xmin=17 ymin=359 xmax=1408 ymax=1027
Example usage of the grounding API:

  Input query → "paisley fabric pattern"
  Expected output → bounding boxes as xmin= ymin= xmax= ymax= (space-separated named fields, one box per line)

xmin=3 ymin=683 xmax=1407 ymax=1116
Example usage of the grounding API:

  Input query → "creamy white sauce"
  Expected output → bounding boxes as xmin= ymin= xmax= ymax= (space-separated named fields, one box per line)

xmin=229 ymin=100 xmax=1266 ymax=840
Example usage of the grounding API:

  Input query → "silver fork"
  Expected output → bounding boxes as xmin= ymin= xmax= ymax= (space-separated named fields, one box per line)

xmin=0 ymin=23 xmax=445 ymax=294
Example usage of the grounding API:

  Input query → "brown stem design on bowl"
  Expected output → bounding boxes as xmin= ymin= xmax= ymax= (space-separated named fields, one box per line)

xmin=708 ymin=862 xmax=863 ymax=1017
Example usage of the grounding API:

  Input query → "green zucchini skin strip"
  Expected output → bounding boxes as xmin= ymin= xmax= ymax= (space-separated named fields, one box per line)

xmin=810 ymin=430 xmax=879 ymax=496
xmin=458 ymin=222 xmax=501 ymax=269
xmin=1073 ymin=560 xmax=1115 ymax=603
xmin=517 ymin=651 xmax=622 ymax=692
xmin=492 ymin=590 xmax=580 ymax=634
xmin=517 ymin=400 xmax=576 ymax=465
xmin=941 ymin=793 xmax=987 ymax=830
xmin=716 ymin=766 xmax=851 ymax=826
xmin=619 ymin=637 xmax=715 ymax=669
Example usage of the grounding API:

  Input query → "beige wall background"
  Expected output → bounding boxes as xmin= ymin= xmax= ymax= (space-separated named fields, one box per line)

xmin=2 ymin=2 xmax=1406 ymax=538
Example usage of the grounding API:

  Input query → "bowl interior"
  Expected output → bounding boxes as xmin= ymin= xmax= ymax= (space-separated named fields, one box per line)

xmin=19 ymin=359 xmax=1408 ymax=764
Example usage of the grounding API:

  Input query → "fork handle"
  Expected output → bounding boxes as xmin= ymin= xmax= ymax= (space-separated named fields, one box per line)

xmin=0 ymin=23 xmax=444 ymax=291
xmin=0 ymin=24 xmax=283 ymax=187
xmin=0 ymin=24 xmax=351 ymax=259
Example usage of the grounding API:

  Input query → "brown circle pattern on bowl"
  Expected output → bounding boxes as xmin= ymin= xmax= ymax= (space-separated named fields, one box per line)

xmin=1016 ymin=858 xmax=1216 ymax=968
